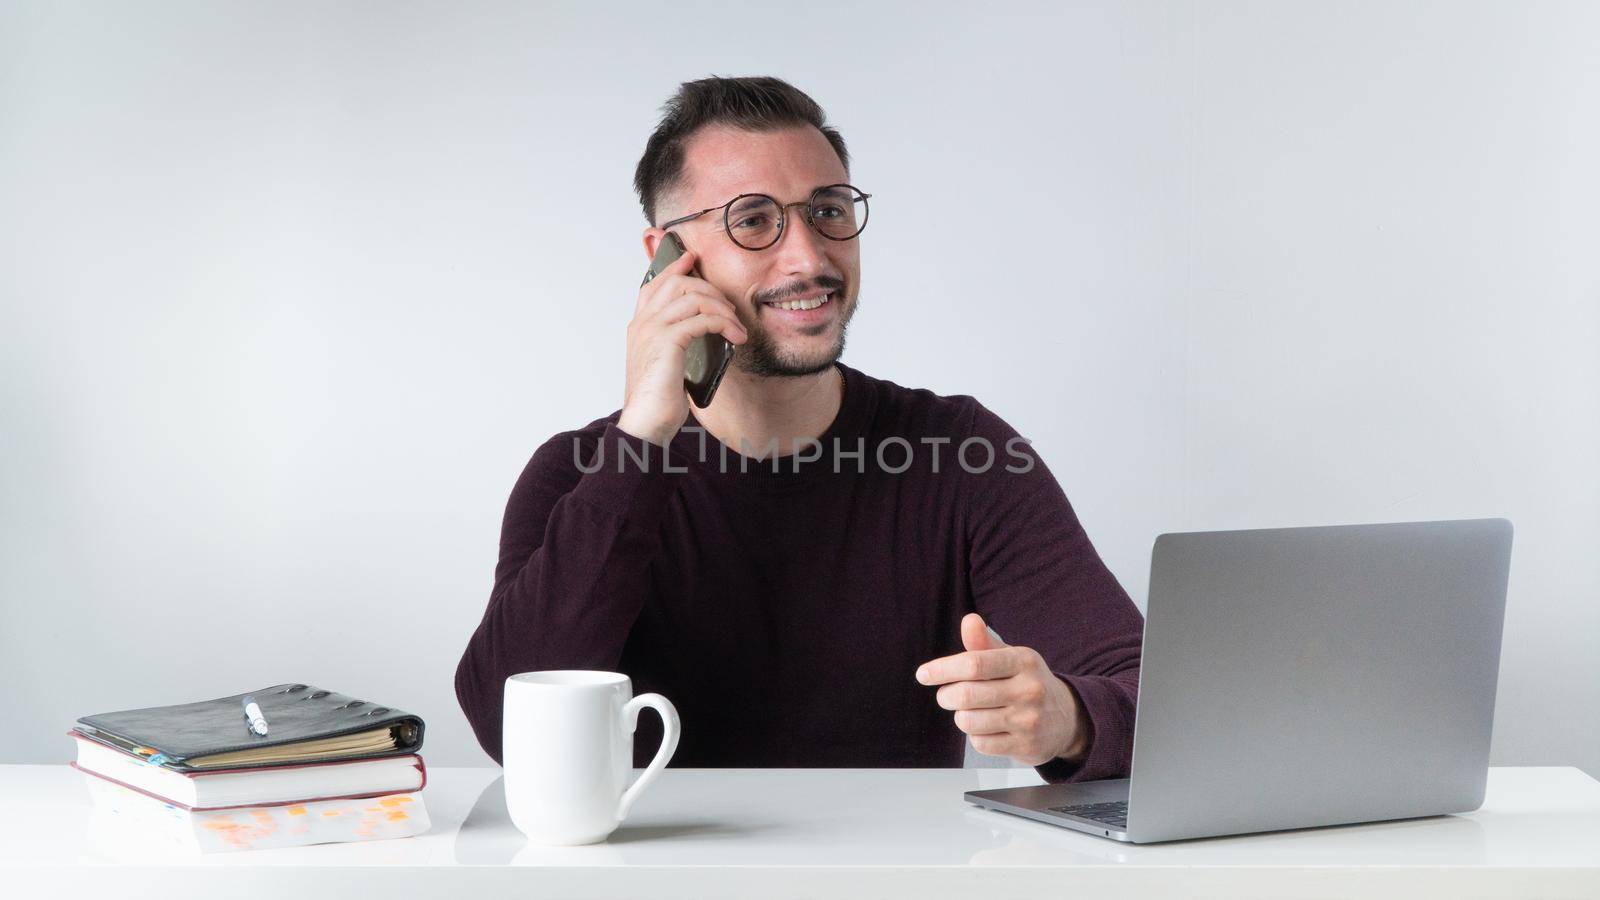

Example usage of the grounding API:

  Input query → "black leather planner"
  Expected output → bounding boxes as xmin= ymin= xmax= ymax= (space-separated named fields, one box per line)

xmin=73 ymin=683 xmax=425 ymax=771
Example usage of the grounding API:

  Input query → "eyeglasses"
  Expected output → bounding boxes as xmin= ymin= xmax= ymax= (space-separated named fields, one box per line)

xmin=659 ymin=183 xmax=871 ymax=251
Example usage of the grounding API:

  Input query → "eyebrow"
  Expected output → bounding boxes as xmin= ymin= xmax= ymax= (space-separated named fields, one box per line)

xmin=681 ymin=184 xmax=850 ymax=221
xmin=733 ymin=184 xmax=849 ymax=204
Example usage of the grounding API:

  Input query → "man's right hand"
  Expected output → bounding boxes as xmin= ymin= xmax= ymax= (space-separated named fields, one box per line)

xmin=617 ymin=247 xmax=748 ymax=447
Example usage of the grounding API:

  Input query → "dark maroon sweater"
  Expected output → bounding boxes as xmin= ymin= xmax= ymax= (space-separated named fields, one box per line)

xmin=455 ymin=362 xmax=1144 ymax=783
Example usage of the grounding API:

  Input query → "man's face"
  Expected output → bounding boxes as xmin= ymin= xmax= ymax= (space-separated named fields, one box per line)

xmin=644 ymin=124 xmax=861 ymax=378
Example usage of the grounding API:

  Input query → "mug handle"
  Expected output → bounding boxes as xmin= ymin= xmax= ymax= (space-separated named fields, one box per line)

xmin=616 ymin=692 xmax=680 ymax=822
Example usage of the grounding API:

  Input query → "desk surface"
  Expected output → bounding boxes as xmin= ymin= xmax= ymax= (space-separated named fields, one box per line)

xmin=3 ymin=764 xmax=1597 ymax=899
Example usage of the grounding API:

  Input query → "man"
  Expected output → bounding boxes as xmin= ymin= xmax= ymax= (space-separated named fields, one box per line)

xmin=455 ymin=76 xmax=1143 ymax=784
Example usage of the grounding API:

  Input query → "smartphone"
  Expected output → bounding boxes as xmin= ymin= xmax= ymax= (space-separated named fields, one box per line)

xmin=641 ymin=231 xmax=734 ymax=408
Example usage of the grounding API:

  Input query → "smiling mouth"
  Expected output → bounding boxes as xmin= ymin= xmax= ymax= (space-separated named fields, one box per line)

xmin=762 ymin=291 xmax=836 ymax=312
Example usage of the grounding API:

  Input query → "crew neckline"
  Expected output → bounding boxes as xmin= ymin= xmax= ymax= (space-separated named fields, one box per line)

xmin=675 ymin=361 xmax=874 ymax=486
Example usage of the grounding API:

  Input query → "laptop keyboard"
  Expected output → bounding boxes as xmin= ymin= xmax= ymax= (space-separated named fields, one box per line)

xmin=1046 ymin=800 xmax=1128 ymax=828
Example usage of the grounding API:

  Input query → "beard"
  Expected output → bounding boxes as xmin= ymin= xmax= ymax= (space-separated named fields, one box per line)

xmin=734 ymin=290 xmax=857 ymax=378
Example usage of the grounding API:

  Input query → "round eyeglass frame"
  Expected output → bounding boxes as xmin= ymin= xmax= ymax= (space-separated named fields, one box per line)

xmin=658 ymin=183 xmax=871 ymax=251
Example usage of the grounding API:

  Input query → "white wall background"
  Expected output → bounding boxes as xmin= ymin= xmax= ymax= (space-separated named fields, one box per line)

xmin=2 ymin=1 xmax=1595 ymax=777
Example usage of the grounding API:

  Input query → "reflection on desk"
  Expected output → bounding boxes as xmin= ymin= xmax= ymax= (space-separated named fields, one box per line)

xmin=1 ymin=764 xmax=1596 ymax=899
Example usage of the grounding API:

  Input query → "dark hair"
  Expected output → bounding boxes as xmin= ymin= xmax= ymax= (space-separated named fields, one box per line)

xmin=633 ymin=75 xmax=851 ymax=226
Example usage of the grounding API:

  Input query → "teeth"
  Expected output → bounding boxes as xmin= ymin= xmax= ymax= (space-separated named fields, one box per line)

xmin=770 ymin=293 xmax=831 ymax=311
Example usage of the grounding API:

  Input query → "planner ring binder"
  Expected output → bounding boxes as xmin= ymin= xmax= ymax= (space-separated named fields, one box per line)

xmin=73 ymin=684 xmax=425 ymax=771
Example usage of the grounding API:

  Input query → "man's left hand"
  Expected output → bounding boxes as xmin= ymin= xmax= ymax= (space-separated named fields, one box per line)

xmin=915 ymin=613 xmax=1090 ymax=767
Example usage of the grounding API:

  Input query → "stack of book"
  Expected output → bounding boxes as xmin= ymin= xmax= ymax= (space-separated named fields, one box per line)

xmin=70 ymin=683 xmax=429 ymax=853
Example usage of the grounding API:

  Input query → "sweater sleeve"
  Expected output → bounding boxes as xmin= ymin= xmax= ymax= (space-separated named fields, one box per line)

xmin=959 ymin=401 xmax=1144 ymax=784
xmin=454 ymin=421 xmax=689 ymax=764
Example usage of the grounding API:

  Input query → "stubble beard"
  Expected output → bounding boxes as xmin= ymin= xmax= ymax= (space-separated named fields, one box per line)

xmin=734 ymin=293 xmax=858 ymax=378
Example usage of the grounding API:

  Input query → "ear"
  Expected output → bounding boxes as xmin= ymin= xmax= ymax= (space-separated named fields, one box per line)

xmin=642 ymin=227 xmax=666 ymax=261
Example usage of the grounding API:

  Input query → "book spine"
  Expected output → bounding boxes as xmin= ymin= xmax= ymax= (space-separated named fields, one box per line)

xmin=70 ymin=761 xmax=427 ymax=812
xmin=71 ymin=762 xmax=199 ymax=810
xmin=84 ymin=775 xmax=431 ymax=854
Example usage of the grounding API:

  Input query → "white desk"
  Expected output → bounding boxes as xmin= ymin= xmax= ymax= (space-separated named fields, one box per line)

xmin=3 ymin=764 xmax=1597 ymax=899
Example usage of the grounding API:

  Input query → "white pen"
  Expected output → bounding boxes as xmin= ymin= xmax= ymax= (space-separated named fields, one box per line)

xmin=243 ymin=696 xmax=269 ymax=736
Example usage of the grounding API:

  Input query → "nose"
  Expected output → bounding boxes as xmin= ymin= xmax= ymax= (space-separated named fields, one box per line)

xmin=771 ymin=206 xmax=838 ymax=281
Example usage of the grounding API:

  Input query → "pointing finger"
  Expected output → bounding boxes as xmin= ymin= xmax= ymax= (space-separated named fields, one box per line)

xmin=914 ymin=648 xmax=1022 ymax=685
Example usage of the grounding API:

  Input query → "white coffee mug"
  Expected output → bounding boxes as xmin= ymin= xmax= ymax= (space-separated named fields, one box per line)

xmin=502 ymin=670 xmax=680 ymax=845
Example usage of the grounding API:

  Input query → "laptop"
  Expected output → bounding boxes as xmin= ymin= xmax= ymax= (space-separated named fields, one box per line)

xmin=964 ymin=517 xmax=1513 ymax=843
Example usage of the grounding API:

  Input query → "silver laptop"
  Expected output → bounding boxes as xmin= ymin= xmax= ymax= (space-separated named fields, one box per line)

xmin=965 ymin=517 xmax=1513 ymax=843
